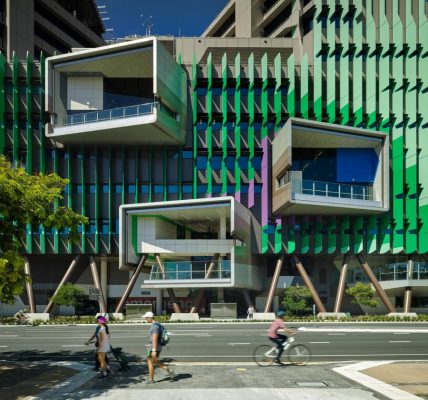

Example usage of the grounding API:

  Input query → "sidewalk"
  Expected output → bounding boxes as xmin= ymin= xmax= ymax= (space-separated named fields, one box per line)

xmin=1 ymin=359 xmax=427 ymax=400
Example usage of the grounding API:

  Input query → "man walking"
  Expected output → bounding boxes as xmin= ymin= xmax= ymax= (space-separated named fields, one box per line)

xmin=143 ymin=311 xmax=175 ymax=384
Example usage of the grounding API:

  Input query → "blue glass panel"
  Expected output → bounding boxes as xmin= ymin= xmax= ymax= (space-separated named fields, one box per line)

xmin=337 ymin=148 xmax=379 ymax=183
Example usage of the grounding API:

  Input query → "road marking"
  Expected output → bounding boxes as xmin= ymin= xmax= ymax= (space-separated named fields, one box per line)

xmin=0 ymin=345 xmax=7 ymax=348
xmin=0 ymin=335 xmax=17 ymax=337
xmin=388 ymin=340 xmax=411 ymax=343
xmin=328 ymin=333 xmax=346 ymax=336
xmin=309 ymin=341 xmax=330 ymax=344
xmin=61 ymin=345 xmax=86 ymax=347
xmin=228 ymin=343 xmax=251 ymax=346
xmin=168 ymin=333 xmax=211 ymax=337
xmin=299 ymin=327 xmax=428 ymax=333
xmin=393 ymin=332 xmax=410 ymax=335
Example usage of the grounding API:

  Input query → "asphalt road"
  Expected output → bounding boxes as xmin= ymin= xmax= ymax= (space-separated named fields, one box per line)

xmin=0 ymin=322 xmax=427 ymax=363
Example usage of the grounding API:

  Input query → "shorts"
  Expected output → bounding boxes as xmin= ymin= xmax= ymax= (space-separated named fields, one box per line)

xmin=147 ymin=349 xmax=161 ymax=358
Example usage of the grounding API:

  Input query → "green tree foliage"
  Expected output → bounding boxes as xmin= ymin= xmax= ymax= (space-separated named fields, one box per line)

xmin=50 ymin=283 xmax=85 ymax=308
xmin=0 ymin=156 xmax=87 ymax=304
xmin=346 ymin=282 xmax=379 ymax=309
xmin=282 ymin=284 xmax=312 ymax=316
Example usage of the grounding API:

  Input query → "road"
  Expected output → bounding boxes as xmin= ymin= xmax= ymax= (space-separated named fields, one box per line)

xmin=0 ymin=322 xmax=427 ymax=363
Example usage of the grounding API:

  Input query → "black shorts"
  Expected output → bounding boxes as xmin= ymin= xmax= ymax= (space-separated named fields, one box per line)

xmin=147 ymin=350 xmax=161 ymax=358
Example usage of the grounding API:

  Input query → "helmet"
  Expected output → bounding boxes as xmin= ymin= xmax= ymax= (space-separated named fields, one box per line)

xmin=143 ymin=311 xmax=154 ymax=318
xmin=276 ymin=310 xmax=286 ymax=318
xmin=97 ymin=315 xmax=108 ymax=324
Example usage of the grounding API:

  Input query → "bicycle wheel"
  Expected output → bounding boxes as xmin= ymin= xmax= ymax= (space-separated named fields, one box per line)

xmin=253 ymin=345 xmax=275 ymax=367
xmin=287 ymin=344 xmax=311 ymax=365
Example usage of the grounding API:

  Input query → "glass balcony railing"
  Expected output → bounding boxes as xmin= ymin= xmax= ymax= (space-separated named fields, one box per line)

xmin=148 ymin=260 xmax=231 ymax=280
xmin=376 ymin=262 xmax=428 ymax=281
xmin=63 ymin=102 xmax=158 ymax=126
xmin=291 ymin=173 xmax=374 ymax=201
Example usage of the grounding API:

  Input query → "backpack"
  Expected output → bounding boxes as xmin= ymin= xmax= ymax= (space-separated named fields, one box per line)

xmin=155 ymin=322 xmax=170 ymax=346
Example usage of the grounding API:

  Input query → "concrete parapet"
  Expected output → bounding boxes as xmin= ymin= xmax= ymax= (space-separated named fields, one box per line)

xmin=26 ymin=313 xmax=50 ymax=322
xmin=253 ymin=312 xmax=275 ymax=320
xmin=387 ymin=312 xmax=418 ymax=319
xmin=170 ymin=313 xmax=200 ymax=321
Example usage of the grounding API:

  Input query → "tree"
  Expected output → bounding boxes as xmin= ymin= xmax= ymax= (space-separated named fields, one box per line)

xmin=0 ymin=156 xmax=88 ymax=304
xmin=50 ymin=283 xmax=85 ymax=309
xmin=282 ymin=284 xmax=312 ymax=316
xmin=346 ymin=282 xmax=379 ymax=311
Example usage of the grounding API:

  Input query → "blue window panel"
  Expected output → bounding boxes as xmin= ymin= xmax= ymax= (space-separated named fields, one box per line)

xmin=89 ymin=184 xmax=96 ymax=194
xmin=101 ymin=220 xmax=109 ymax=234
xmin=88 ymin=220 xmax=96 ymax=234
xmin=197 ymin=184 xmax=208 ymax=194
xmin=154 ymin=185 xmax=163 ymax=194
xmin=77 ymin=225 xmax=83 ymax=233
xmin=102 ymin=184 xmax=109 ymax=193
xmin=263 ymin=225 xmax=276 ymax=234
xmin=114 ymin=219 xmax=119 ymax=234
xmin=128 ymin=184 xmax=136 ymax=193
xmin=77 ymin=184 xmax=83 ymax=194
xmin=226 ymin=156 xmax=235 ymax=169
xmin=238 ymin=156 xmax=248 ymax=170
xmin=212 ymin=185 xmax=222 ymax=194
xmin=196 ymin=87 xmax=207 ymax=96
xmin=196 ymin=121 xmax=207 ymax=131
xmin=211 ymin=156 xmax=221 ymax=169
xmin=255 ymin=184 xmax=262 ymax=193
xmin=182 ymin=150 xmax=193 ymax=159
xmin=141 ymin=185 xmax=149 ymax=194
xmin=212 ymin=121 xmax=222 ymax=130
xmin=337 ymin=149 xmax=379 ymax=183
xmin=183 ymin=185 xmax=192 ymax=194
xmin=168 ymin=185 xmax=178 ymax=194
xmin=115 ymin=184 xmax=123 ymax=193
xmin=252 ymin=156 xmax=262 ymax=170
xmin=212 ymin=87 xmax=222 ymax=96
xmin=227 ymin=184 xmax=235 ymax=194
xmin=241 ymin=184 xmax=249 ymax=193
xmin=197 ymin=156 xmax=208 ymax=169
xmin=64 ymin=185 xmax=69 ymax=194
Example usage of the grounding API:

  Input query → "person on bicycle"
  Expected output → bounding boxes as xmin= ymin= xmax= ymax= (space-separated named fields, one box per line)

xmin=268 ymin=310 xmax=293 ymax=364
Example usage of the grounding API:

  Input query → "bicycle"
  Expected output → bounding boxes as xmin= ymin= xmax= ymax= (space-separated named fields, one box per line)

xmin=253 ymin=335 xmax=311 ymax=366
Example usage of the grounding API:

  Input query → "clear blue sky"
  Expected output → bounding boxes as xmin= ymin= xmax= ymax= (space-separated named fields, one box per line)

xmin=99 ymin=0 xmax=229 ymax=39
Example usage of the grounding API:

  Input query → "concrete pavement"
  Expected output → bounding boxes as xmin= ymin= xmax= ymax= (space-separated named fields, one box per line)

xmin=1 ymin=359 xmax=427 ymax=400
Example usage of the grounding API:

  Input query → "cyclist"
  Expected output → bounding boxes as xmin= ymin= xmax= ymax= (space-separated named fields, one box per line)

xmin=267 ymin=310 xmax=294 ymax=364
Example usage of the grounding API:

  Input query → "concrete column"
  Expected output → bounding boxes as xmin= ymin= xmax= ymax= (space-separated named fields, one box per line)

xmin=205 ymin=254 xmax=220 ymax=279
xmin=90 ymin=256 xmax=107 ymax=314
xmin=407 ymin=259 xmax=414 ymax=280
xmin=403 ymin=287 xmax=412 ymax=313
xmin=114 ymin=254 xmax=147 ymax=313
xmin=355 ymin=253 xmax=396 ymax=313
xmin=243 ymin=289 xmax=252 ymax=308
xmin=44 ymin=256 xmax=80 ymax=314
xmin=155 ymin=289 xmax=163 ymax=315
xmin=101 ymin=256 xmax=108 ymax=303
xmin=334 ymin=254 xmax=351 ymax=313
xmin=217 ymin=288 xmax=224 ymax=303
xmin=264 ymin=255 xmax=284 ymax=313
xmin=155 ymin=253 xmax=166 ymax=278
xmin=190 ymin=289 xmax=205 ymax=313
xmin=23 ymin=257 xmax=36 ymax=313
xmin=292 ymin=255 xmax=327 ymax=313
xmin=167 ymin=289 xmax=182 ymax=313
xmin=219 ymin=214 xmax=226 ymax=239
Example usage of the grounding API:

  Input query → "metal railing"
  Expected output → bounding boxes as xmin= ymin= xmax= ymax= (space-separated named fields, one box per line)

xmin=291 ymin=172 xmax=374 ymax=201
xmin=149 ymin=260 xmax=231 ymax=280
xmin=377 ymin=262 xmax=428 ymax=281
xmin=63 ymin=102 xmax=158 ymax=126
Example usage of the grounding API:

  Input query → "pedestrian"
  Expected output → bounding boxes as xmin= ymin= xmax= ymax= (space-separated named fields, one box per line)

xmin=267 ymin=310 xmax=293 ymax=364
xmin=95 ymin=315 xmax=110 ymax=379
xmin=143 ymin=311 xmax=175 ymax=384
xmin=247 ymin=305 xmax=255 ymax=320
xmin=85 ymin=316 xmax=111 ymax=373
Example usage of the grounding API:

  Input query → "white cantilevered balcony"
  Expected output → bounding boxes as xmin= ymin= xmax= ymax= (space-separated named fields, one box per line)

xmin=45 ymin=37 xmax=187 ymax=145
xmin=272 ymin=118 xmax=389 ymax=215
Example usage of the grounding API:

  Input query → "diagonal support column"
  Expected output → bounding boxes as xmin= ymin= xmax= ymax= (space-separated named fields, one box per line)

xmin=90 ymin=256 xmax=108 ymax=314
xmin=155 ymin=254 xmax=181 ymax=313
xmin=403 ymin=287 xmax=412 ymax=313
xmin=44 ymin=256 xmax=80 ymax=313
xmin=24 ymin=257 xmax=36 ymax=313
xmin=264 ymin=255 xmax=285 ymax=313
xmin=292 ymin=255 xmax=327 ymax=313
xmin=334 ymin=254 xmax=351 ymax=313
xmin=204 ymin=254 xmax=220 ymax=279
xmin=355 ymin=253 xmax=396 ymax=313
xmin=115 ymin=254 xmax=147 ymax=313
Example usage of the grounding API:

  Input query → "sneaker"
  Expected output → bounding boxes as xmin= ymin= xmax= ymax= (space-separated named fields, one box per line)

xmin=97 ymin=373 xmax=108 ymax=379
xmin=145 ymin=379 xmax=155 ymax=384
xmin=274 ymin=359 xmax=284 ymax=365
xmin=167 ymin=368 xmax=175 ymax=380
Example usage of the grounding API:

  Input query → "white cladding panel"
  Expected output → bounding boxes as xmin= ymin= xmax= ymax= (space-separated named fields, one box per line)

xmin=67 ymin=76 xmax=103 ymax=110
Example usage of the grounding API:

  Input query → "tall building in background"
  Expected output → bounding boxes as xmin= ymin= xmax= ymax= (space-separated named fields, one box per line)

xmin=0 ymin=0 xmax=105 ymax=60
xmin=2 ymin=0 xmax=428 ymax=317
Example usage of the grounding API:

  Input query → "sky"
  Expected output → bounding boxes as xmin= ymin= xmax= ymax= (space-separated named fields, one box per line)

xmin=98 ymin=0 xmax=229 ymax=39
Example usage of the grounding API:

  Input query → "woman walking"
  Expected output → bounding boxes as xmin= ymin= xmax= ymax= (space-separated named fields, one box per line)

xmin=96 ymin=316 xmax=110 ymax=379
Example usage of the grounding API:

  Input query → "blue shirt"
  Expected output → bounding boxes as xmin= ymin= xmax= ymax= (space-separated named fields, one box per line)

xmin=149 ymin=322 xmax=162 ymax=351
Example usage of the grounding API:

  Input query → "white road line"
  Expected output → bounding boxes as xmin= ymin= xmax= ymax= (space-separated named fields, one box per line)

xmin=299 ymin=327 xmax=428 ymax=333
xmin=388 ymin=340 xmax=411 ymax=343
xmin=0 ymin=335 xmax=17 ymax=337
xmin=393 ymin=332 xmax=410 ymax=335
xmin=228 ymin=343 xmax=251 ymax=346
xmin=61 ymin=344 xmax=86 ymax=347
xmin=0 ymin=345 xmax=8 ymax=348
xmin=328 ymin=333 xmax=346 ymax=336
xmin=310 ymin=341 xmax=330 ymax=344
